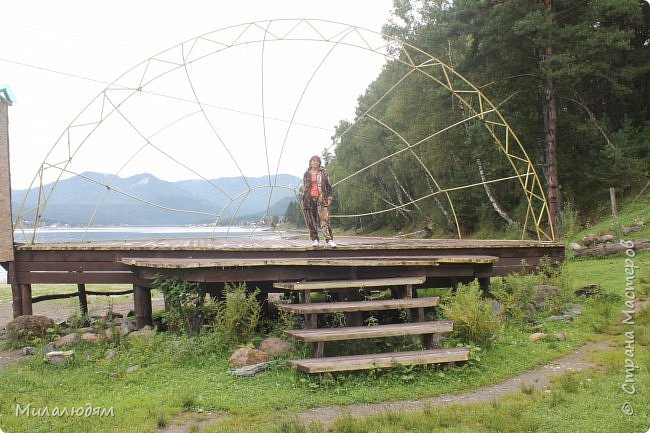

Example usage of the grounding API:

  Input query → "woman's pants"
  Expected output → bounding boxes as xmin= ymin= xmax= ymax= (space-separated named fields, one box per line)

xmin=304 ymin=196 xmax=333 ymax=241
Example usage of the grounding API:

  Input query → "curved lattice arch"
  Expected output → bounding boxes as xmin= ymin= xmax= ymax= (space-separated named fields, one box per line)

xmin=14 ymin=19 xmax=554 ymax=243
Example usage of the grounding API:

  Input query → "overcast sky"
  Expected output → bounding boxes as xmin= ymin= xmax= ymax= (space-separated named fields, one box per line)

xmin=1 ymin=0 xmax=395 ymax=189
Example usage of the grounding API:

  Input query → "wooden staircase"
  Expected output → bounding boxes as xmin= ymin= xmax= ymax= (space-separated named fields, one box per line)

xmin=274 ymin=276 xmax=469 ymax=373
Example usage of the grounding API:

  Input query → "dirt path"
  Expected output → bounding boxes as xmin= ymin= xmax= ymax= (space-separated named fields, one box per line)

xmin=296 ymin=340 xmax=616 ymax=429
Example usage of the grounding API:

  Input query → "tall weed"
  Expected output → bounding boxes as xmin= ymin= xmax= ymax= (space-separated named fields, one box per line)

xmin=215 ymin=282 xmax=262 ymax=345
xmin=441 ymin=280 xmax=502 ymax=347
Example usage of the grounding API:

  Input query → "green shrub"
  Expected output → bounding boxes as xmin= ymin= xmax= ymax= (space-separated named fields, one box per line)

xmin=441 ymin=280 xmax=502 ymax=346
xmin=214 ymin=282 xmax=262 ymax=345
xmin=153 ymin=275 xmax=215 ymax=335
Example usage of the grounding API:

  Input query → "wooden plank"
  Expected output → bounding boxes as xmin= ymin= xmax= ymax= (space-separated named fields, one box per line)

xmin=16 ymin=237 xmax=563 ymax=251
xmin=15 ymin=261 xmax=132 ymax=272
xmin=0 ymin=100 xmax=14 ymax=262
xmin=274 ymin=276 xmax=426 ymax=291
xmin=277 ymin=296 xmax=439 ymax=314
xmin=287 ymin=347 xmax=470 ymax=373
xmin=31 ymin=292 xmax=79 ymax=303
xmin=435 ymin=255 xmax=497 ymax=264
xmin=284 ymin=321 xmax=453 ymax=342
xmin=121 ymin=257 xmax=444 ymax=268
xmin=15 ymin=271 xmax=135 ymax=284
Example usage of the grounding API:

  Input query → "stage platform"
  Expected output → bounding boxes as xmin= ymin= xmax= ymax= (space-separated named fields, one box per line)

xmin=4 ymin=236 xmax=564 ymax=323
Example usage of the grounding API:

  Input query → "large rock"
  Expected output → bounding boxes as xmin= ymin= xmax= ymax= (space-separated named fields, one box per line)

xmin=599 ymin=234 xmax=615 ymax=242
xmin=568 ymin=242 xmax=584 ymax=251
xmin=80 ymin=332 xmax=99 ymax=343
xmin=228 ymin=348 xmax=269 ymax=368
xmin=104 ymin=324 xmax=130 ymax=340
xmin=533 ymin=285 xmax=560 ymax=308
xmin=259 ymin=337 xmax=295 ymax=357
xmin=529 ymin=332 xmax=547 ymax=342
xmin=574 ymin=284 xmax=603 ymax=298
xmin=5 ymin=315 xmax=56 ymax=342
xmin=127 ymin=329 xmax=153 ymax=339
xmin=54 ymin=333 xmax=80 ymax=348
xmin=44 ymin=350 xmax=74 ymax=365
xmin=581 ymin=234 xmax=599 ymax=247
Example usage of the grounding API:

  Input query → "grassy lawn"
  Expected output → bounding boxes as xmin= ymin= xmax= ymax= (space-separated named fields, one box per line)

xmin=325 ymin=348 xmax=649 ymax=433
xmin=1 ymin=250 xmax=647 ymax=433
xmin=1 ymin=195 xmax=647 ymax=433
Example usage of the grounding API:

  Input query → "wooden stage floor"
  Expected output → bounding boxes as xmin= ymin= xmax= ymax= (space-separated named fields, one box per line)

xmin=5 ymin=235 xmax=564 ymax=322
xmin=9 ymin=235 xmax=564 ymax=284
xmin=13 ymin=235 xmax=561 ymax=251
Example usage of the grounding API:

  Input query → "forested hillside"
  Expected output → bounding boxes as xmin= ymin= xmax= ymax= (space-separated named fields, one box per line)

xmin=316 ymin=0 xmax=649 ymax=239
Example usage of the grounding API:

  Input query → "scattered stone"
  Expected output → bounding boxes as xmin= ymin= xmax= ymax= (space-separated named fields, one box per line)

xmin=99 ymin=311 xmax=124 ymax=320
xmin=229 ymin=362 xmax=270 ymax=377
xmin=568 ymin=242 xmax=584 ymax=251
xmin=105 ymin=350 xmax=117 ymax=360
xmin=533 ymin=285 xmax=560 ymax=308
xmin=553 ymin=332 xmax=566 ymax=341
xmin=491 ymin=300 xmax=503 ymax=315
xmin=5 ymin=315 xmax=57 ymax=342
xmin=44 ymin=350 xmax=74 ymax=365
xmin=582 ymin=234 xmax=599 ymax=247
xmin=120 ymin=322 xmax=132 ymax=335
xmin=599 ymin=234 xmax=615 ymax=242
xmin=58 ymin=328 xmax=73 ymax=336
xmin=124 ymin=319 xmax=138 ymax=332
xmin=228 ymin=347 xmax=269 ymax=368
xmin=529 ymin=332 xmax=547 ymax=342
xmin=565 ymin=304 xmax=582 ymax=317
xmin=575 ymin=284 xmax=603 ymax=298
xmin=57 ymin=320 xmax=68 ymax=328
xmin=547 ymin=315 xmax=572 ymax=322
xmin=622 ymin=225 xmax=641 ymax=235
xmin=54 ymin=333 xmax=80 ymax=348
xmin=524 ymin=303 xmax=537 ymax=317
xmin=81 ymin=332 xmax=98 ymax=343
xmin=43 ymin=342 xmax=56 ymax=353
xmin=259 ymin=337 xmax=295 ymax=357
xmin=104 ymin=325 xmax=130 ymax=340
xmin=127 ymin=328 xmax=153 ymax=339
xmin=22 ymin=346 xmax=36 ymax=356
xmin=126 ymin=365 xmax=140 ymax=374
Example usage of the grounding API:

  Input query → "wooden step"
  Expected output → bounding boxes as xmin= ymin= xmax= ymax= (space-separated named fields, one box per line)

xmin=284 ymin=321 xmax=453 ymax=342
xmin=277 ymin=296 xmax=439 ymax=314
xmin=287 ymin=347 xmax=470 ymax=373
xmin=273 ymin=276 xmax=426 ymax=291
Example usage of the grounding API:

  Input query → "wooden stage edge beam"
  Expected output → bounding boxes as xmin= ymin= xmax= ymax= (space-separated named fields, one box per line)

xmin=4 ymin=236 xmax=565 ymax=327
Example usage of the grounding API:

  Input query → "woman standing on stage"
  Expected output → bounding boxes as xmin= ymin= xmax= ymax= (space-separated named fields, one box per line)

xmin=302 ymin=155 xmax=336 ymax=247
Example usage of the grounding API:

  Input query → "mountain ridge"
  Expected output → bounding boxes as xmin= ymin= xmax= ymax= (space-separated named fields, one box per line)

xmin=12 ymin=172 xmax=301 ymax=226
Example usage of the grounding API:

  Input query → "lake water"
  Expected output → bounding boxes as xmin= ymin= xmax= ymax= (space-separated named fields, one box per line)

xmin=1 ymin=226 xmax=281 ymax=283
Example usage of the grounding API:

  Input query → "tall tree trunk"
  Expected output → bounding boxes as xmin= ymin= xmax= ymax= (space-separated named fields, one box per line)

xmin=540 ymin=0 xmax=560 ymax=237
